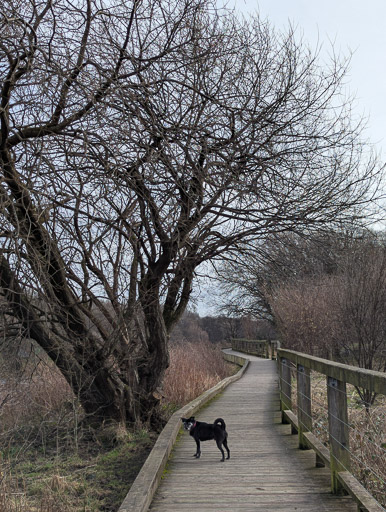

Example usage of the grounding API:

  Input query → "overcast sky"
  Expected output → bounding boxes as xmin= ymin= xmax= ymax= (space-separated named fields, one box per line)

xmin=195 ymin=0 xmax=386 ymax=315
xmin=232 ymin=0 xmax=386 ymax=154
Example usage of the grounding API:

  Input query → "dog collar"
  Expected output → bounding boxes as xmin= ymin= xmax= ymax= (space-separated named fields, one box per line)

xmin=192 ymin=421 xmax=197 ymax=428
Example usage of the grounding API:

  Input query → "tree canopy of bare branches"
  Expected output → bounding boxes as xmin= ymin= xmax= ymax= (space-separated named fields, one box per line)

xmin=0 ymin=0 xmax=383 ymax=425
xmin=267 ymin=231 xmax=386 ymax=404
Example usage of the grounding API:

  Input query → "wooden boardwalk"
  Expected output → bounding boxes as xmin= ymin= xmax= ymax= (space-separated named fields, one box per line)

xmin=149 ymin=352 xmax=357 ymax=511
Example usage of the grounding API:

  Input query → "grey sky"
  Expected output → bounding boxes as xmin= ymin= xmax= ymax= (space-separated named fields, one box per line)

xmin=232 ymin=0 xmax=386 ymax=153
xmin=196 ymin=1 xmax=386 ymax=315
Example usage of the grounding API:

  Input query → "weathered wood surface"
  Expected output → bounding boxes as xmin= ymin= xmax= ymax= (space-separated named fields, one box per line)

xmin=149 ymin=351 xmax=357 ymax=511
xmin=297 ymin=364 xmax=312 ymax=449
xmin=327 ymin=376 xmax=350 ymax=494
xmin=278 ymin=349 xmax=386 ymax=395
xmin=118 ymin=355 xmax=249 ymax=512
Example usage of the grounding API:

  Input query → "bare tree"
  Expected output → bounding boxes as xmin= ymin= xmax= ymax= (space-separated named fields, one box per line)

xmin=269 ymin=274 xmax=337 ymax=357
xmin=214 ymin=230 xmax=351 ymax=321
xmin=265 ymin=231 xmax=386 ymax=404
xmin=331 ymin=238 xmax=386 ymax=405
xmin=0 ymin=0 xmax=383 ymax=426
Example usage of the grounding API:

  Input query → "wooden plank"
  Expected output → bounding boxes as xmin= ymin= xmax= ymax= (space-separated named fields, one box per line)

xmin=222 ymin=352 xmax=248 ymax=367
xmin=327 ymin=376 xmax=350 ymax=494
xmin=149 ymin=355 xmax=358 ymax=512
xmin=278 ymin=349 xmax=386 ymax=395
xmin=283 ymin=409 xmax=298 ymax=432
xmin=337 ymin=472 xmax=384 ymax=512
xmin=303 ymin=431 xmax=331 ymax=468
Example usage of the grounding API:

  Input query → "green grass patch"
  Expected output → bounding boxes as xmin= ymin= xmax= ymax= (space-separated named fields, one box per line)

xmin=1 ymin=427 xmax=156 ymax=512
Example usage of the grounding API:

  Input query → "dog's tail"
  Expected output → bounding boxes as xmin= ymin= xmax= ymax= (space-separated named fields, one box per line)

xmin=214 ymin=418 xmax=226 ymax=430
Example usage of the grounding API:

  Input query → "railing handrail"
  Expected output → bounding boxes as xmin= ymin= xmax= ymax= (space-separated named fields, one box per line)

xmin=278 ymin=348 xmax=386 ymax=395
xmin=276 ymin=348 xmax=385 ymax=511
xmin=231 ymin=339 xmax=385 ymax=510
xmin=230 ymin=338 xmax=280 ymax=360
xmin=230 ymin=337 xmax=270 ymax=342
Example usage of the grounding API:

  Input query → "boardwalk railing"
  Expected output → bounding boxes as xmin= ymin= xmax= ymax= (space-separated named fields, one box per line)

xmin=231 ymin=337 xmax=279 ymax=359
xmin=277 ymin=348 xmax=385 ymax=512
xmin=119 ymin=340 xmax=384 ymax=512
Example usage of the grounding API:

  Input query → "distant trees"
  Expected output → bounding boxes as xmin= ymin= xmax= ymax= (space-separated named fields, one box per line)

xmin=217 ymin=230 xmax=386 ymax=405
xmin=168 ymin=310 xmax=274 ymax=344
xmin=169 ymin=310 xmax=210 ymax=344
xmin=215 ymin=230 xmax=348 ymax=321
xmin=0 ymin=0 xmax=383 ymax=426
xmin=272 ymin=233 xmax=386 ymax=405
xmin=332 ymin=240 xmax=386 ymax=373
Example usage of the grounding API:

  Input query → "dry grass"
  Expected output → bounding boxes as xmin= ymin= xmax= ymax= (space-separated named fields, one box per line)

xmin=0 ymin=365 xmax=75 ymax=432
xmin=0 ymin=340 xmax=233 ymax=511
xmin=2 ymin=344 xmax=383 ymax=509
xmin=291 ymin=372 xmax=386 ymax=507
xmin=0 ymin=470 xmax=73 ymax=512
xmin=162 ymin=340 xmax=231 ymax=406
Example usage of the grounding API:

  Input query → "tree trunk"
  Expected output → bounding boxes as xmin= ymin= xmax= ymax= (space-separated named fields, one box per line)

xmin=71 ymin=301 xmax=169 ymax=427
xmin=0 ymin=254 xmax=169 ymax=427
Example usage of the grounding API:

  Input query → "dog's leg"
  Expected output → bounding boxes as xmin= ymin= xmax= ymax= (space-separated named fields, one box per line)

xmin=223 ymin=438 xmax=230 ymax=459
xmin=194 ymin=439 xmax=201 ymax=458
xmin=216 ymin=439 xmax=225 ymax=462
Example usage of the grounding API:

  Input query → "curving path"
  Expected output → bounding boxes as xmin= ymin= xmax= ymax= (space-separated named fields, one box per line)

xmin=149 ymin=350 xmax=357 ymax=511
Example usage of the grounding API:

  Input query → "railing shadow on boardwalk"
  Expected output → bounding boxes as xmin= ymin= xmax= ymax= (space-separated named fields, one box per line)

xmin=118 ymin=340 xmax=385 ymax=512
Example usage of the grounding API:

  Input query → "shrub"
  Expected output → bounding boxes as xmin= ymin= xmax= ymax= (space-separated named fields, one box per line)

xmin=162 ymin=340 xmax=229 ymax=406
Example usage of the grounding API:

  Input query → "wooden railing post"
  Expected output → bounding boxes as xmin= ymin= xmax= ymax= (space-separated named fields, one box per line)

xmin=297 ymin=364 xmax=312 ymax=449
xmin=280 ymin=357 xmax=292 ymax=424
xmin=277 ymin=348 xmax=386 ymax=510
xmin=327 ymin=376 xmax=350 ymax=494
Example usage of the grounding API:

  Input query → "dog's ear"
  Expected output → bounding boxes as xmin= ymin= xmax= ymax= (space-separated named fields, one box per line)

xmin=181 ymin=417 xmax=186 ymax=421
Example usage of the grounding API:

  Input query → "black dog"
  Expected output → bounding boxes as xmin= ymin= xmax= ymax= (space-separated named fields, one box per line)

xmin=181 ymin=416 xmax=230 ymax=462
